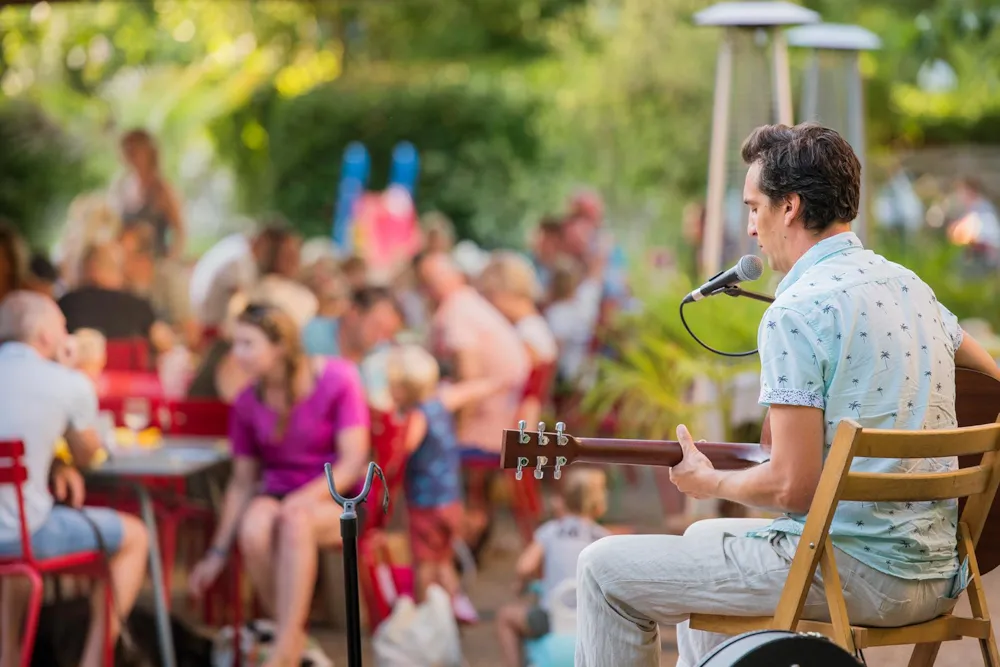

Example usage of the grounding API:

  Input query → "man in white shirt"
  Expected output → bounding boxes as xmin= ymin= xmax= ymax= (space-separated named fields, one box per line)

xmin=0 ymin=291 xmax=149 ymax=667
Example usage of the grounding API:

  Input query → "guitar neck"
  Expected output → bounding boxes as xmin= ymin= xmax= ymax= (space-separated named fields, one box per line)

xmin=574 ymin=437 xmax=770 ymax=470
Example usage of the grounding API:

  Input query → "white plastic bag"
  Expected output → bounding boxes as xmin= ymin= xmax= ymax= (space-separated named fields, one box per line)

xmin=372 ymin=584 xmax=463 ymax=667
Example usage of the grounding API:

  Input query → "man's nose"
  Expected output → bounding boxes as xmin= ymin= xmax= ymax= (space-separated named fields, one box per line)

xmin=747 ymin=221 xmax=757 ymax=237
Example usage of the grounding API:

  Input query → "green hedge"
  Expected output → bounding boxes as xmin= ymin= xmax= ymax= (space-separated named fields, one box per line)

xmin=212 ymin=80 xmax=544 ymax=246
xmin=0 ymin=100 xmax=96 ymax=246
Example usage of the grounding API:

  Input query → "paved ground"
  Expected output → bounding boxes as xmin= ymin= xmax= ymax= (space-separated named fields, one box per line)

xmin=195 ymin=467 xmax=1000 ymax=666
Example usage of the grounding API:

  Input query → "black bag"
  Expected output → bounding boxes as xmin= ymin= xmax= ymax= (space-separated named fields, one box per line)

xmin=30 ymin=596 xmax=213 ymax=667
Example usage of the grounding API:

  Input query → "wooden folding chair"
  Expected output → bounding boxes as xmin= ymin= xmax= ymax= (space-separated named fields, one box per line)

xmin=690 ymin=417 xmax=1000 ymax=667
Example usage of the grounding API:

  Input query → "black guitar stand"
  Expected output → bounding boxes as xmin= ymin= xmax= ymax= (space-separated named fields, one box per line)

xmin=324 ymin=461 xmax=389 ymax=667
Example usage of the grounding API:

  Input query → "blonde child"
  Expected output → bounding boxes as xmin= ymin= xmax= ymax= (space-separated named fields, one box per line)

xmin=64 ymin=328 xmax=106 ymax=385
xmin=386 ymin=344 xmax=502 ymax=625
xmin=496 ymin=466 xmax=610 ymax=667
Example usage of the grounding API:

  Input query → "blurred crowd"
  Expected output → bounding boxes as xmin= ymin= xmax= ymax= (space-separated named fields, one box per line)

xmin=0 ymin=128 xmax=634 ymax=666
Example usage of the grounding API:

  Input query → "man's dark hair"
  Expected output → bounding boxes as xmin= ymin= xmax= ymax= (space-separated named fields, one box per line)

xmin=538 ymin=216 xmax=563 ymax=236
xmin=351 ymin=285 xmax=403 ymax=320
xmin=28 ymin=252 xmax=58 ymax=283
xmin=741 ymin=122 xmax=861 ymax=232
xmin=254 ymin=223 xmax=295 ymax=275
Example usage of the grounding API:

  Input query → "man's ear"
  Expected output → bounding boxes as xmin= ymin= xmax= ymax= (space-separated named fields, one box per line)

xmin=783 ymin=193 xmax=803 ymax=228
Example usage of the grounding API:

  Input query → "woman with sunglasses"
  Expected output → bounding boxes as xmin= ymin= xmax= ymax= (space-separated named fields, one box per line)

xmin=188 ymin=302 xmax=370 ymax=666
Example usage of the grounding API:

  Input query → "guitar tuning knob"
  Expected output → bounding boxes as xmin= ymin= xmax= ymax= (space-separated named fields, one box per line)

xmin=516 ymin=456 xmax=529 ymax=481
xmin=518 ymin=420 xmax=529 ymax=444
xmin=534 ymin=456 xmax=548 ymax=480
xmin=553 ymin=456 xmax=567 ymax=480
xmin=556 ymin=421 xmax=567 ymax=446
xmin=538 ymin=421 xmax=549 ymax=446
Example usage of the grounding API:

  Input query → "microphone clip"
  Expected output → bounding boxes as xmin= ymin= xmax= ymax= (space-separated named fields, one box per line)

xmin=719 ymin=286 xmax=775 ymax=305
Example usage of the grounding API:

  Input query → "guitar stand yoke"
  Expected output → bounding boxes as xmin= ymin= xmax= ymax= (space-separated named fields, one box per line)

xmin=324 ymin=461 xmax=389 ymax=667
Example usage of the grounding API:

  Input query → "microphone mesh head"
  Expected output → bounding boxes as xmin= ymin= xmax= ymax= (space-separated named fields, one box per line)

xmin=736 ymin=254 xmax=764 ymax=282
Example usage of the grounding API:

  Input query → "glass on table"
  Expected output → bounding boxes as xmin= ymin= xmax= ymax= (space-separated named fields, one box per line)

xmin=122 ymin=397 xmax=151 ymax=446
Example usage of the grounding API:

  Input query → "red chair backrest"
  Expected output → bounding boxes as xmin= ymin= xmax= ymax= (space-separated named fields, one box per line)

xmin=0 ymin=440 xmax=34 ymax=563
xmin=98 ymin=371 xmax=163 ymax=399
xmin=163 ymin=400 xmax=230 ymax=437
xmin=367 ymin=409 xmax=411 ymax=532
xmin=104 ymin=338 xmax=151 ymax=372
xmin=522 ymin=361 xmax=557 ymax=402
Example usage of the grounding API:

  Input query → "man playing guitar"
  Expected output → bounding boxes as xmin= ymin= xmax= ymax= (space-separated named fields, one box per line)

xmin=574 ymin=123 xmax=1000 ymax=666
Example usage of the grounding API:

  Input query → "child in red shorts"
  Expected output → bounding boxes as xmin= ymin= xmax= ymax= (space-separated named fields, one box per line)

xmin=386 ymin=344 xmax=502 ymax=624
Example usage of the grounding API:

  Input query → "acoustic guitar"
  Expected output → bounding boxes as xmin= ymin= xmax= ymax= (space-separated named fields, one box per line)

xmin=500 ymin=367 xmax=1000 ymax=574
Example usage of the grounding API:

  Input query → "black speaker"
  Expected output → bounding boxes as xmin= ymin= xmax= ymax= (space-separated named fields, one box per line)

xmin=696 ymin=630 xmax=862 ymax=667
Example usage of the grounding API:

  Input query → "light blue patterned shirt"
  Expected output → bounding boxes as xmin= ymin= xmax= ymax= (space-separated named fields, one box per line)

xmin=747 ymin=232 xmax=964 ymax=580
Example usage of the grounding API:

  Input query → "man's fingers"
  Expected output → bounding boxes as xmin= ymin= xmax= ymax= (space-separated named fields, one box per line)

xmin=70 ymin=478 xmax=85 ymax=508
xmin=53 ymin=475 xmax=67 ymax=501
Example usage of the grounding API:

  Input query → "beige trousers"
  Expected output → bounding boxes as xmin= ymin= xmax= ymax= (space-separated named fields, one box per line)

xmin=575 ymin=518 xmax=960 ymax=667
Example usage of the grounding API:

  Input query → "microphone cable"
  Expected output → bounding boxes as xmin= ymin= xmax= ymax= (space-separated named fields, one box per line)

xmin=678 ymin=289 xmax=763 ymax=358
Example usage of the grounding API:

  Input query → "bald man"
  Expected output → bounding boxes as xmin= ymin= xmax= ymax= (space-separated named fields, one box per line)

xmin=58 ymin=241 xmax=174 ymax=354
xmin=414 ymin=251 xmax=529 ymax=570
xmin=0 ymin=291 xmax=149 ymax=667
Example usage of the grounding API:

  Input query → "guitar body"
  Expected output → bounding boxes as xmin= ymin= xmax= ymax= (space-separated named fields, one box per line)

xmin=954 ymin=368 xmax=1000 ymax=575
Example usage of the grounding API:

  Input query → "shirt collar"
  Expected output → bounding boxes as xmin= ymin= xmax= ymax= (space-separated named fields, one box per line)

xmin=775 ymin=231 xmax=863 ymax=297
xmin=0 ymin=341 xmax=42 ymax=360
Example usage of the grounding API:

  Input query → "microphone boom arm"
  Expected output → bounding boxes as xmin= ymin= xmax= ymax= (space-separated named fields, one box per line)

xmin=721 ymin=286 xmax=775 ymax=304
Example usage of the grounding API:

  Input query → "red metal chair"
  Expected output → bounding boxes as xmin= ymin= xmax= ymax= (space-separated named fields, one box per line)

xmin=0 ymin=440 xmax=114 ymax=667
xmin=104 ymin=338 xmax=151 ymax=372
xmin=98 ymin=371 xmax=163 ymax=399
xmin=163 ymin=399 xmax=231 ymax=437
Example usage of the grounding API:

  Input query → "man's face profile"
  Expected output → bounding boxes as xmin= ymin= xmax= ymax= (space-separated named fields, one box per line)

xmin=744 ymin=162 xmax=785 ymax=273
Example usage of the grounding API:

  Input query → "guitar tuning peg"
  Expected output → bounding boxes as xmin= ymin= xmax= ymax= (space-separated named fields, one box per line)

xmin=538 ymin=421 xmax=549 ymax=446
xmin=553 ymin=455 xmax=567 ymax=480
xmin=533 ymin=456 xmax=548 ymax=480
xmin=518 ymin=420 xmax=529 ymax=444
xmin=516 ymin=456 xmax=529 ymax=481
xmin=556 ymin=421 xmax=567 ymax=446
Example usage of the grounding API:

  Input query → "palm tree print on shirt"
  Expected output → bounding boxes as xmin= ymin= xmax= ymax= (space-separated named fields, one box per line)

xmin=860 ymin=331 xmax=868 ymax=342
xmin=778 ymin=375 xmax=788 ymax=387
xmin=849 ymin=401 xmax=862 ymax=416
xmin=881 ymin=351 xmax=891 ymax=368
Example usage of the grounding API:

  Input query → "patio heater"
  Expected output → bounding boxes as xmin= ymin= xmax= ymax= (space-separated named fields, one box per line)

xmin=694 ymin=1 xmax=820 ymax=276
xmin=787 ymin=23 xmax=882 ymax=243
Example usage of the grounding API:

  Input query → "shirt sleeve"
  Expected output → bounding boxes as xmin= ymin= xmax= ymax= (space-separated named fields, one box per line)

xmin=228 ymin=393 xmax=260 ymax=459
xmin=330 ymin=361 xmax=371 ymax=433
xmin=937 ymin=301 xmax=964 ymax=352
xmin=65 ymin=370 xmax=99 ymax=432
xmin=758 ymin=307 xmax=827 ymax=410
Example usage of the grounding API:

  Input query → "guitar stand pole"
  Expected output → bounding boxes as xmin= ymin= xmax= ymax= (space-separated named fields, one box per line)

xmin=325 ymin=461 xmax=389 ymax=667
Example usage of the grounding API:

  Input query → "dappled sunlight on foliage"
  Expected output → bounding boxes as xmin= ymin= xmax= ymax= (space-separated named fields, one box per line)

xmin=582 ymin=270 xmax=767 ymax=440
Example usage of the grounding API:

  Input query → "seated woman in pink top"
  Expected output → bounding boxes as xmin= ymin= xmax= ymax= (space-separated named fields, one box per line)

xmin=188 ymin=302 xmax=370 ymax=667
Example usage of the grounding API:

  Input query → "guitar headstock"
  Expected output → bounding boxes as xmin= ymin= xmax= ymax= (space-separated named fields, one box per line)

xmin=500 ymin=420 xmax=580 ymax=480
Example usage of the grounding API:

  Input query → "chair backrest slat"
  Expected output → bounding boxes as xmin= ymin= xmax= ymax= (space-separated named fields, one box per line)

xmin=842 ymin=466 xmax=992 ymax=502
xmin=0 ymin=440 xmax=25 ymax=457
xmin=852 ymin=422 xmax=1000 ymax=459
xmin=0 ymin=439 xmax=34 ymax=562
xmin=0 ymin=439 xmax=27 ymax=484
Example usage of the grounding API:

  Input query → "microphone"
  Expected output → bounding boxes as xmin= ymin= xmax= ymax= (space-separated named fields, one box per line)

xmin=683 ymin=255 xmax=764 ymax=304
